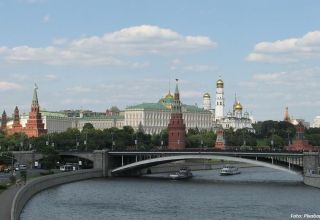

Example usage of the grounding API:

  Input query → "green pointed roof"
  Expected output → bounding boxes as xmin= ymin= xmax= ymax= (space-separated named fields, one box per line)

xmin=32 ymin=84 xmax=39 ymax=106
xmin=175 ymin=79 xmax=179 ymax=94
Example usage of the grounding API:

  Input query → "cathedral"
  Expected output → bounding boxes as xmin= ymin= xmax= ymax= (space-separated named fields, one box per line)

xmin=203 ymin=78 xmax=254 ymax=132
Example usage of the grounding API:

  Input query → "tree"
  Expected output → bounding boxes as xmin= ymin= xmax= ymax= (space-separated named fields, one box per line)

xmin=40 ymin=147 xmax=60 ymax=170
xmin=83 ymin=123 xmax=94 ymax=131
xmin=20 ymin=170 xmax=27 ymax=184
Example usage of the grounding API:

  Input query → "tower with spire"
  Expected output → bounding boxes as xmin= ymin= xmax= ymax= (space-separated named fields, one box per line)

xmin=215 ymin=77 xmax=224 ymax=121
xmin=168 ymin=79 xmax=186 ymax=150
xmin=24 ymin=84 xmax=47 ymax=137
xmin=284 ymin=107 xmax=290 ymax=122
xmin=1 ymin=110 xmax=7 ymax=131
xmin=7 ymin=106 xmax=24 ymax=135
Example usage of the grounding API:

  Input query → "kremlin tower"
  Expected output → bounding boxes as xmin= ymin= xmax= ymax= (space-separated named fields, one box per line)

xmin=168 ymin=79 xmax=186 ymax=150
xmin=24 ymin=84 xmax=47 ymax=137
xmin=1 ymin=110 xmax=7 ymax=131
xmin=7 ymin=106 xmax=24 ymax=135
xmin=215 ymin=78 xmax=224 ymax=121
xmin=284 ymin=107 xmax=290 ymax=122
xmin=7 ymin=84 xmax=47 ymax=138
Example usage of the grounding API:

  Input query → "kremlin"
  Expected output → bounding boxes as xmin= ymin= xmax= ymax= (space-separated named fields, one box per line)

xmin=0 ymin=77 xmax=318 ymax=152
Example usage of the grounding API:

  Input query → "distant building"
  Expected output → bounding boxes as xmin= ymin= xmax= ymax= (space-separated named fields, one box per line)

xmin=282 ymin=107 xmax=310 ymax=128
xmin=311 ymin=116 xmax=320 ymax=128
xmin=287 ymin=122 xmax=314 ymax=151
xmin=77 ymin=115 xmax=124 ymax=131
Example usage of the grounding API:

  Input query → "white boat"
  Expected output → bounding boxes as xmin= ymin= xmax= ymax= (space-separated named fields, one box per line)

xmin=220 ymin=165 xmax=241 ymax=176
xmin=169 ymin=167 xmax=193 ymax=180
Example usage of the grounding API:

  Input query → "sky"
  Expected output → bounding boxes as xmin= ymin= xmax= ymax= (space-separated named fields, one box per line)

xmin=0 ymin=0 xmax=320 ymax=122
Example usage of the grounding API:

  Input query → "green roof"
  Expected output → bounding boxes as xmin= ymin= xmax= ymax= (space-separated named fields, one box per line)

xmin=126 ymin=102 xmax=209 ymax=113
xmin=80 ymin=115 xmax=124 ymax=121
xmin=127 ymin=103 xmax=168 ymax=110
xmin=40 ymin=111 xmax=68 ymax=118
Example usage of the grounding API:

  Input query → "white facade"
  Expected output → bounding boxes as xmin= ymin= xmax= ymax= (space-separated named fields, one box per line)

xmin=215 ymin=79 xmax=224 ymax=121
xmin=125 ymin=94 xmax=214 ymax=134
xmin=211 ymin=78 xmax=254 ymax=131
xmin=77 ymin=116 xmax=124 ymax=131
xmin=203 ymin=93 xmax=211 ymax=111
xmin=311 ymin=116 xmax=320 ymax=128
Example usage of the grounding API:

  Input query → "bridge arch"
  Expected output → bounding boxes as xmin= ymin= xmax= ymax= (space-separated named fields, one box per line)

xmin=111 ymin=155 xmax=301 ymax=176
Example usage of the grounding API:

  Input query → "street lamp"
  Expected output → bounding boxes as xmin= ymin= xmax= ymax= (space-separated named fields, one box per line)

xmin=135 ymin=134 xmax=138 ymax=151
xmin=84 ymin=132 xmax=88 ymax=151
xmin=75 ymin=135 xmax=79 ymax=151
xmin=111 ymin=132 xmax=115 ymax=151
xmin=160 ymin=133 xmax=163 ymax=149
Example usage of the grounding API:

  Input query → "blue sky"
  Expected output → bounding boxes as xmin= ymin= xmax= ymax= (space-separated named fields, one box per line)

xmin=0 ymin=0 xmax=320 ymax=122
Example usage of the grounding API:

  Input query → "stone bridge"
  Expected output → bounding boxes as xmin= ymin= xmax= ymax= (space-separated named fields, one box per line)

xmin=11 ymin=150 xmax=320 ymax=178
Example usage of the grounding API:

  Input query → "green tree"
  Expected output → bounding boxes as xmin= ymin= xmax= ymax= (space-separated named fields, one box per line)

xmin=40 ymin=147 xmax=60 ymax=170
xmin=82 ymin=123 xmax=94 ymax=131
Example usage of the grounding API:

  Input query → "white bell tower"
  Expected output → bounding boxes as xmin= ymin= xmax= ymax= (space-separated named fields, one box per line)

xmin=203 ymin=93 xmax=211 ymax=110
xmin=215 ymin=78 xmax=224 ymax=121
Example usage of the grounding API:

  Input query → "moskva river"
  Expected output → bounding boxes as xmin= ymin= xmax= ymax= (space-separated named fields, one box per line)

xmin=21 ymin=167 xmax=320 ymax=220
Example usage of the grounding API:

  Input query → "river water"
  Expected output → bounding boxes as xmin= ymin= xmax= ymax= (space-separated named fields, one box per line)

xmin=21 ymin=167 xmax=320 ymax=220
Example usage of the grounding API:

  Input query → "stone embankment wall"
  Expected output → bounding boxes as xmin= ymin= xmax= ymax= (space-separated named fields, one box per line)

xmin=11 ymin=169 xmax=103 ymax=220
xmin=304 ymin=175 xmax=320 ymax=189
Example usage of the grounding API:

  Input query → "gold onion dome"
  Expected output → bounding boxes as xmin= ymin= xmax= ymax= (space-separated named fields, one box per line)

xmin=203 ymin=92 xmax=211 ymax=98
xmin=165 ymin=92 xmax=174 ymax=99
xmin=216 ymin=79 xmax=224 ymax=88
xmin=235 ymin=101 xmax=243 ymax=110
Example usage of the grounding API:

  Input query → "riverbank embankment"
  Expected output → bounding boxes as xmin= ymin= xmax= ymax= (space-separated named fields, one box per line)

xmin=304 ymin=174 xmax=320 ymax=189
xmin=11 ymin=169 xmax=103 ymax=220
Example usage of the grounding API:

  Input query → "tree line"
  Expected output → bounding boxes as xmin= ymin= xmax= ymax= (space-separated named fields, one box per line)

xmin=0 ymin=121 xmax=320 ymax=156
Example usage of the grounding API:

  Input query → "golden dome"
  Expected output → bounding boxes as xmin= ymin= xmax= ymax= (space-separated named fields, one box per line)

xmin=203 ymin=92 xmax=211 ymax=98
xmin=165 ymin=93 xmax=174 ymax=99
xmin=235 ymin=101 xmax=243 ymax=110
xmin=216 ymin=79 xmax=224 ymax=88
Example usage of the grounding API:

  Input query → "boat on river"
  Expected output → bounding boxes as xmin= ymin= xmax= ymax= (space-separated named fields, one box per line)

xmin=169 ymin=167 xmax=193 ymax=180
xmin=220 ymin=165 xmax=241 ymax=176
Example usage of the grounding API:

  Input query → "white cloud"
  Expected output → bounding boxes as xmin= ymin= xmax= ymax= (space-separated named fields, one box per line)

xmin=0 ymin=81 xmax=22 ymax=90
xmin=43 ymin=74 xmax=57 ymax=80
xmin=0 ymin=25 xmax=216 ymax=67
xmin=170 ymin=58 xmax=216 ymax=72
xmin=247 ymin=31 xmax=320 ymax=63
xmin=65 ymin=86 xmax=93 ymax=93
xmin=62 ymin=98 xmax=104 ymax=105
xmin=253 ymin=72 xmax=287 ymax=81
xmin=42 ymin=14 xmax=50 ymax=23
xmin=238 ymin=67 xmax=320 ymax=120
